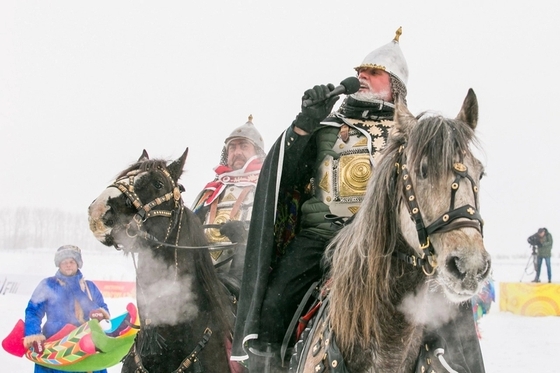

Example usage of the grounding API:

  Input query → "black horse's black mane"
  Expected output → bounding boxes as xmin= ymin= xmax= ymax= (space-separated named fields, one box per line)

xmin=116 ymin=159 xmax=168 ymax=179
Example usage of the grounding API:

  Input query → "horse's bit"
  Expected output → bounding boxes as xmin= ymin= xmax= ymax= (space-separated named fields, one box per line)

xmin=394 ymin=147 xmax=484 ymax=275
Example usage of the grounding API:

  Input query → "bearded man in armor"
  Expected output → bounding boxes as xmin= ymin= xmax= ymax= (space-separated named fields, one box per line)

xmin=192 ymin=115 xmax=266 ymax=281
xmin=231 ymin=29 xmax=486 ymax=373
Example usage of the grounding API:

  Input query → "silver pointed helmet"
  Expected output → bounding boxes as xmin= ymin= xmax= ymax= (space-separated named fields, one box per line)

xmin=354 ymin=27 xmax=409 ymax=97
xmin=220 ymin=115 xmax=266 ymax=165
xmin=225 ymin=115 xmax=265 ymax=152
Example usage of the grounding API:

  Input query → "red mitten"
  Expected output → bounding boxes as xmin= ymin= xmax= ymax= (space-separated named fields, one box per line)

xmin=22 ymin=334 xmax=45 ymax=350
xmin=32 ymin=340 xmax=45 ymax=354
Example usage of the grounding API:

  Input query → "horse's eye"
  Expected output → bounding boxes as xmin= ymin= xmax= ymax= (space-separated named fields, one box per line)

xmin=125 ymin=198 xmax=132 ymax=208
xmin=105 ymin=218 xmax=114 ymax=227
xmin=419 ymin=164 xmax=428 ymax=179
xmin=153 ymin=180 xmax=164 ymax=189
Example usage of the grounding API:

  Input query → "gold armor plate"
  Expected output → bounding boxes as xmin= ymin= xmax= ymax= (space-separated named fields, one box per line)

xmin=338 ymin=153 xmax=371 ymax=197
xmin=206 ymin=209 xmax=231 ymax=260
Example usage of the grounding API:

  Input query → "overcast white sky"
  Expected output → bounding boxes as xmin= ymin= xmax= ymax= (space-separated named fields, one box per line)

xmin=1 ymin=1 xmax=559 ymax=256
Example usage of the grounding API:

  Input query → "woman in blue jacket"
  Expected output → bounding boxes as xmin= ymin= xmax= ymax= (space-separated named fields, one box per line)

xmin=23 ymin=245 xmax=110 ymax=373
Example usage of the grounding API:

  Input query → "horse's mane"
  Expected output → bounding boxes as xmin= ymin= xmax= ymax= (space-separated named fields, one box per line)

xmin=324 ymin=113 xmax=479 ymax=353
xmin=179 ymin=213 xmax=234 ymax=335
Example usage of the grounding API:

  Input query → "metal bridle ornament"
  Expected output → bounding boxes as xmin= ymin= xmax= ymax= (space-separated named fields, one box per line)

xmin=393 ymin=146 xmax=484 ymax=276
xmin=109 ymin=167 xmax=183 ymax=250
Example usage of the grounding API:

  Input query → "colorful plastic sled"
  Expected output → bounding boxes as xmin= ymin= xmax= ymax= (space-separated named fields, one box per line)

xmin=2 ymin=302 xmax=140 ymax=371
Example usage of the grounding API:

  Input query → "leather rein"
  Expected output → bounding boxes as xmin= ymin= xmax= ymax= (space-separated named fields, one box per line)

xmin=393 ymin=146 xmax=484 ymax=276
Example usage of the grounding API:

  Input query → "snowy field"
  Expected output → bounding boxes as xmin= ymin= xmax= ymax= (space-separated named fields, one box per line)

xmin=1 ymin=249 xmax=558 ymax=372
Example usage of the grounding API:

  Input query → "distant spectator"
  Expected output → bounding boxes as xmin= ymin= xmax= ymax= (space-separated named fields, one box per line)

xmin=529 ymin=228 xmax=553 ymax=283
xmin=23 ymin=245 xmax=110 ymax=373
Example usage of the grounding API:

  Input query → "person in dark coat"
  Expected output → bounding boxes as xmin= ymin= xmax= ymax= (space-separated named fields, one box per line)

xmin=531 ymin=227 xmax=553 ymax=283
xmin=231 ymin=28 xmax=486 ymax=373
xmin=23 ymin=245 xmax=110 ymax=373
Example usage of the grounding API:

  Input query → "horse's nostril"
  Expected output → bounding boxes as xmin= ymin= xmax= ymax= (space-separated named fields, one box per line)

xmin=446 ymin=256 xmax=465 ymax=280
xmin=478 ymin=259 xmax=491 ymax=280
xmin=446 ymin=253 xmax=491 ymax=284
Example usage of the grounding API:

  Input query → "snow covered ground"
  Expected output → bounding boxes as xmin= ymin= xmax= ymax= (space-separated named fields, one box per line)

xmin=1 ymin=249 xmax=558 ymax=372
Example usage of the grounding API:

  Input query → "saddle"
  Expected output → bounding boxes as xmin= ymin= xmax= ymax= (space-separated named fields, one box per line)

xmin=289 ymin=295 xmax=347 ymax=373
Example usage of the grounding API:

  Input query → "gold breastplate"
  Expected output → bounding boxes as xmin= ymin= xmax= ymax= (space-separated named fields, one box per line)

xmin=204 ymin=184 xmax=255 ymax=266
xmin=313 ymin=119 xmax=393 ymax=217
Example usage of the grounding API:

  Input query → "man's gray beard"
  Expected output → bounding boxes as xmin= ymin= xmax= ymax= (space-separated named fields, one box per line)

xmin=350 ymin=90 xmax=391 ymax=103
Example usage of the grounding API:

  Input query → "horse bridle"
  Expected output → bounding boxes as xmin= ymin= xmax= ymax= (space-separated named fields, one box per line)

xmin=394 ymin=146 xmax=484 ymax=276
xmin=109 ymin=166 xmax=184 ymax=250
xmin=109 ymin=167 xmax=238 ymax=253
xmin=112 ymin=167 xmax=219 ymax=372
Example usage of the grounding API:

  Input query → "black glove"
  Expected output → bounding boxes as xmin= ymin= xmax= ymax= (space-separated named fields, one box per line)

xmin=219 ymin=221 xmax=247 ymax=243
xmin=293 ymin=84 xmax=340 ymax=133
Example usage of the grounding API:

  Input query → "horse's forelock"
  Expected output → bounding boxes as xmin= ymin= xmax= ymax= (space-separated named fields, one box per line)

xmin=115 ymin=159 xmax=170 ymax=180
xmin=406 ymin=116 xmax=475 ymax=185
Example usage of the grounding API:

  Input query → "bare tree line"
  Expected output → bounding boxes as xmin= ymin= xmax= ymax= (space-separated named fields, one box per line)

xmin=0 ymin=207 xmax=106 ymax=251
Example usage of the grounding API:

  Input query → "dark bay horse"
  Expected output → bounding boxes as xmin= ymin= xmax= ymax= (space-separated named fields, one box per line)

xmin=88 ymin=148 xmax=241 ymax=372
xmin=293 ymin=89 xmax=491 ymax=372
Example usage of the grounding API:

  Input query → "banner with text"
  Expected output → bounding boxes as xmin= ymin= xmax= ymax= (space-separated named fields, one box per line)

xmin=0 ymin=274 xmax=135 ymax=299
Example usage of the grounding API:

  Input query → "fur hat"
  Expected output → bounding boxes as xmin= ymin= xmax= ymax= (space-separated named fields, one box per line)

xmin=54 ymin=245 xmax=83 ymax=268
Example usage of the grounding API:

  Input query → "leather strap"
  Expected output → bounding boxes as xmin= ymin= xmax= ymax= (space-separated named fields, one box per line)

xmin=339 ymin=124 xmax=350 ymax=142
xmin=281 ymin=280 xmax=320 ymax=364
xmin=208 ymin=199 xmax=218 ymax=225
xmin=229 ymin=186 xmax=252 ymax=220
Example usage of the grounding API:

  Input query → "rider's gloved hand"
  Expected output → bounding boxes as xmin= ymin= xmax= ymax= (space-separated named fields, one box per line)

xmin=219 ymin=221 xmax=248 ymax=243
xmin=293 ymin=84 xmax=340 ymax=134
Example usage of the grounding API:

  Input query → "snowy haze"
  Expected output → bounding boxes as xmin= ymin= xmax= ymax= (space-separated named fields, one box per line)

xmin=2 ymin=2 xmax=560 ymax=371
xmin=1 ymin=1 xmax=560 ymax=257
xmin=1 ymin=249 xmax=559 ymax=372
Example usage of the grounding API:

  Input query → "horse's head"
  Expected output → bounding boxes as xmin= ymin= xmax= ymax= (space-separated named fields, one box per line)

xmin=393 ymin=89 xmax=490 ymax=302
xmin=88 ymin=148 xmax=188 ymax=251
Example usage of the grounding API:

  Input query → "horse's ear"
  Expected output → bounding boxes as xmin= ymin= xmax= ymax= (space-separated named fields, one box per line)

xmin=393 ymin=95 xmax=417 ymax=137
xmin=138 ymin=149 xmax=149 ymax=162
xmin=456 ymin=88 xmax=478 ymax=130
xmin=167 ymin=147 xmax=189 ymax=180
